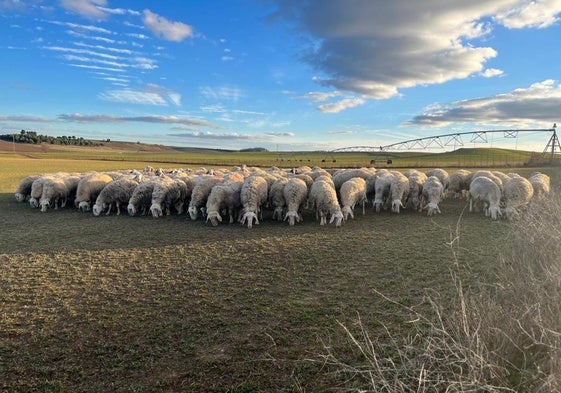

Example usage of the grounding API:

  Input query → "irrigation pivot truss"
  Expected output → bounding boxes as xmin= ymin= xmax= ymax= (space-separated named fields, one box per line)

xmin=332 ymin=124 xmax=560 ymax=157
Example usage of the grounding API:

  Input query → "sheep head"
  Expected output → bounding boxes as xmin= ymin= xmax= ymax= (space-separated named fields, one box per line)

xmin=240 ymin=211 xmax=259 ymax=228
xmin=29 ymin=198 xmax=39 ymax=209
xmin=188 ymin=206 xmax=199 ymax=220
xmin=92 ymin=203 xmax=103 ymax=217
xmin=150 ymin=204 xmax=163 ymax=218
xmin=39 ymin=198 xmax=50 ymax=212
xmin=15 ymin=193 xmax=25 ymax=202
xmin=488 ymin=205 xmax=502 ymax=220
xmin=373 ymin=198 xmax=384 ymax=213
xmin=341 ymin=205 xmax=354 ymax=220
xmin=391 ymin=199 xmax=404 ymax=213
xmin=127 ymin=203 xmax=137 ymax=216
xmin=79 ymin=201 xmax=91 ymax=212
xmin=284 ymin=211 xmax=300 ymax=226
xmin=272 ymin=206 xmax=284 ymax=221
xmin=206 ymin=211 xmax=222 ymax=227
xmin=425 ymin=202 xmax=441 ymax=216
xmin=329 ymin=210 xmax=344 ymax=227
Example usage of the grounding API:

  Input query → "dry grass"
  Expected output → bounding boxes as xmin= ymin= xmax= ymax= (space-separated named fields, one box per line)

xmin=319 ymin=193 xmax=561 ymax=392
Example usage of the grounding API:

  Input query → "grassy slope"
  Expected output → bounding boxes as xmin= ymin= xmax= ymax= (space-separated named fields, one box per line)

xmin=0 ymin=153 xmax=559 ymax=392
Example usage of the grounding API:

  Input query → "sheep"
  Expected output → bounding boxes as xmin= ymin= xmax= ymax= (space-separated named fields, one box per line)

xmin=127 ymin=179 xmax=157 ymax=216
xmin=420 ymin=176 xmax=444 ymax=216
xmin=39 ymin=175 xmax=80 ymax=212
xmin=283 ymin=177 xmax=309 ymax=226
xmin=470 ymin=170 xmax=503 ymax=190
xmin=92 ymin=177 xmax=140 ymax=216
xmin=502 ymin=176 xmax=534 ymax=220
xmin=205 ymin=181 xmax=243 ymax=226
xmin=240 ymin=176 xmax=269 ymax=228
xmin=149 ymin=177 xmax=189 ymax=217
xmin=188 ymin=176 xmax=223 ymax=220
xmin=447 ymin=169 xmax=472 ymax=199
xmin=75 ymin=172 xmax=115 ymax=212
xmin=425 ymin=168 xmax=449 ymax=190
xmin=309 ymin=177 xmax=343 ymax=227
xmin=268 ymin=177 xmax=290 ymax=221
xmin=332 ymin=168 xmax=376 ymax=190
xmin=491 ymin=171 xmax=511 ymax=184
xmin=373 ymin=172 xmax=393 ymax=212
xmin=468 ymin=176 xmax=502 ymax=220
xmin=339 ymin=177 xmax=367 ymax=220
xmin=15 ymin=174 xmax=42 ymax=202
xmin=404 ymin=169 xmax=427 ymax=211
xmin=389 ymin=171 xmax=409 ymax=213
xmin=29 ymin=174 xmax=58 ymax=208
xmin=528 ymin=172 xmax=550 ymax=199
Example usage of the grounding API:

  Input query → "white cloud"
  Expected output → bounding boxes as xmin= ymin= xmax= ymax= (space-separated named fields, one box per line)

xmin=142 ymin=9 xmax=194 ymax=42
xmin=265 ymin=132 xmax=295 ymax=137
xmin=481 ymin=68 xmax=504 ymax=78
xmin=494 ymin=0 xmax=561 ymax=29
xmin=59 ymin=0 xmax=108 ymax=19
xmin=409 ymin=79 xmax=561 ymax=127
xmin=269 ymin=1 xmax=561 ymax=98
xmin=0 ymin=115 xmax=54 ymax=122
xmin=168 ymin=131 xmax=264 ymax=141
xmin=317 ymin=98 xmax=365 ymax=113
xmin=98 ymin=84 xmax=181 ymax=106
xmin=305 ymin=91 xmax=341 ymax=102
xmin=200 ymin=86 xmax=243 ymax=101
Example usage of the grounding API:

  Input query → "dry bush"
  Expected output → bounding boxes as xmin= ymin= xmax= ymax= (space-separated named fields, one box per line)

xmin=320 ymin=194 xmax=561 ymax=392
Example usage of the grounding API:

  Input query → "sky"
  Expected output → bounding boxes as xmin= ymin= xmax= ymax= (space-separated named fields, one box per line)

xmin=1 ymin=0 xmax=560 ymax=152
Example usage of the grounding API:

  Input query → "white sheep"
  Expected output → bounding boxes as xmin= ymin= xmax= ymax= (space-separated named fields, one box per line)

xmin=29 ymin=174 xmax=58 ymax=208
xmin=447 ymin=169 xmax=472 ymax=199
xmin=39 ymin=175 xmax=79 ymax=212
xmin=373 ymin=172 xmax=393 ymax=213
xmin=332 ymin=168 xmax=376 ymax=190
xmin=339 ymin=177 xmax=367 ymax=220
xmin=528 ymin=172 xmax=550 ymax=199
xmin=240 ymin=176 xmax=269 ymax=228
xmin=127 ymin=179 xmax=157 ymax=216
xmin=420 ymin=176 xmax=444 ymax=216
xmin=205 ymin=181 xmax=243 ymax=226
xmin=502 ymin=176 xmax=534 ymax=219
xmin=188 ymin=176 xmax=223 ymax=220
xmin=468 ymin=176 xmax=502 ymax=220
xmin=283 ymin=177 xmax=309 ymax=226
xmin=425 ymin=168 xmax=449 ymax=190
xmin=15 ymin=174 xmax=42 ymax=202
xmin=268 ymin=177 xmax=290 ymax=221
xmin=93 ymin=177 xmax=140 ymax=216
xmin=309 ymin=177 xmax=343 ymax=227
xmin=150 ymin=177 xmax=189 ymax=217
xmin=404 ymin=169 xmax=427 ymax=211
xmin=75 ymin=172 xmax=115 ymax=212
xmin=389 ymin=171 xmax=409 ymax=213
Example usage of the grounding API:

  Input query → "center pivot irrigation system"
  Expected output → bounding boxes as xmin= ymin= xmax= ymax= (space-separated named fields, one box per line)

xmin=332 ymin=124 xmax=560 ymax=158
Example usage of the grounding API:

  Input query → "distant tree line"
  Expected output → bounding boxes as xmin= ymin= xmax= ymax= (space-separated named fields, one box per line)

xmin=0 ymin=130 xmax=102 ymax=146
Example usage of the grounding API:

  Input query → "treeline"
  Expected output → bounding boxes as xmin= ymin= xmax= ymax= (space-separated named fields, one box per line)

xmin=0 ymin=130 xmax=102 ymax=146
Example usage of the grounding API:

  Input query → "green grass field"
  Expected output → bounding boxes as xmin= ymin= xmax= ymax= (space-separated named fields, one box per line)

xmin=0 ymin=151 xmax=559 ymax=392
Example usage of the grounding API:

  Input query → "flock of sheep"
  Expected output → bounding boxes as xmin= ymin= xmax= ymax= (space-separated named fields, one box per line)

xmin=14 ymin=165 xmax=551 ymax=227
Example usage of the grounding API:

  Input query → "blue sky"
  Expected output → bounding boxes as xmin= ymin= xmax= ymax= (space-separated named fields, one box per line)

xmin=1 ymin=0 xmax=560 ymax=151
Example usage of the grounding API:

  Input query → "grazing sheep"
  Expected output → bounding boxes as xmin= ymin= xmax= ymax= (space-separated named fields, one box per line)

xmin=15 ymin=174 xmax=41 ymax=202
xmin=283 ymin=177 xmax=309 ymax=226
xmin=471 ymin=170 xmax=503 ymax=190
xmin=150 ymin=177 xmax=189 ymax=217
xmin=447 ymin=169 xmax=472 ymax=199
xmin=332 ymin=168 xmax=376 ymax=191
xmin=93 ymin=177 xmax=140 ymax=216
xmin=339 ymin=177 xmax=367 ymax=220
xmin=240 ymin=176 xmax=269 ymax=228
xmin=75 ymin=172 xmax=114 ymax=212
xmin=425 ymin=168 xmax=449 ymax=190
xmin=127 ymin=179 xmax=157 ymax=216
xmin=188 ymin=176 xmax=223 ymax=220
xmin=269 ymin=177 xmax=290 ymax=221
xmin=205 ymin=181 xmax=243 ymax=226
xmin=420 ymin=176 xmax=444 ymax=216
xmin=29 ymin=174 xmax=58 ymax=208
xmin=404 ymin=169 xmax=427 ymax=211
xmin=39 ymin=175 xmax=80 ymax=212
xmin=468 ymin=176 xmax=502 ymax=220
xmin=309 ymin=177 xmax=343 ymax=227
xmin=389 ymin=171 xmax=409 ymax=213
xmin=528 ymin=172 xmax=550 ymax=199
xmin=373 ymin=172 xmax=393 ymax=212
xmin=502 ymin=176 xmax=534 ymax=219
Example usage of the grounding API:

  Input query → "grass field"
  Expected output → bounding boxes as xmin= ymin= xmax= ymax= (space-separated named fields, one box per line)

xmin=0 ymin=151 xmax=559 ymax=392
